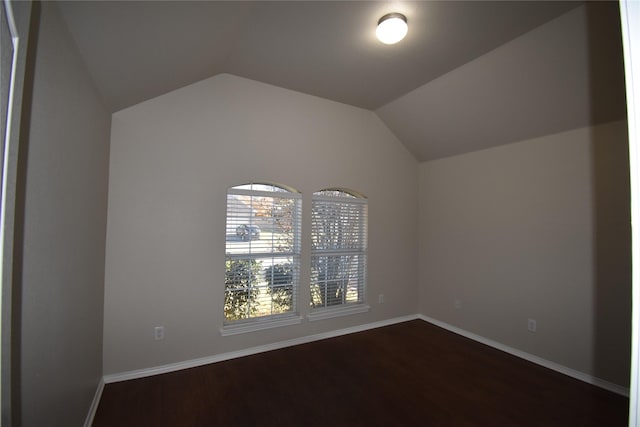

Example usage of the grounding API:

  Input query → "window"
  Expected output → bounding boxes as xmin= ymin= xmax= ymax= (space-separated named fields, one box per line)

xmin=310 ymin=189 xmax=368 ymax=320
xmin=224 ymin=183 xmax=302 ymax=331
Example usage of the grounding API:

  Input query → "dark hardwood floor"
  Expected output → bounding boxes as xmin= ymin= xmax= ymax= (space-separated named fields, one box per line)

xmin=93 ymin=320 xmax=628 ymax=426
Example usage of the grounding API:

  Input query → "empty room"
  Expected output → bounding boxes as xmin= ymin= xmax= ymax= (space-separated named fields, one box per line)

xmin=2 ymin=1 xmax=636 ymax=426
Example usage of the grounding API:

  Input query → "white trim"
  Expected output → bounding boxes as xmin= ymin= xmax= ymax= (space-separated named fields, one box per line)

xmin=619 ymin=1 xmax=640 ymax=423
xmin=83 ymin=378 xmax=104 ymax=427
xmin=103 ymin=314 xmax=418 ymax=384
xmin=220 ymin=315 xmax=303 ymax=336
xmin=312 ymin=194 xmax=368 ymax=204
xmin=1 ymin=1 xmax=20 ymax=421
xmin=418 ymin=315 xmax=630 ymax=397
xmin=1 ymin=0 xmax=19 ymax=294
xmin=102 ymin=314 xmax=629 ymax=398
xmin=307 ymin=304 xmax=370 ymax=322
xmin=228 ymin=188 xmax=302 ymax=199
xmin=225 ymin=251 xmax=298 ymax=259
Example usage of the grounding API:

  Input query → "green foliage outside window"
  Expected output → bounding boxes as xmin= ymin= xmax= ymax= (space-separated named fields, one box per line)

xmin=264 ymin=263 xmax=294 ymax=313
xmin=224 ymin=259 xmax=262 ymax=321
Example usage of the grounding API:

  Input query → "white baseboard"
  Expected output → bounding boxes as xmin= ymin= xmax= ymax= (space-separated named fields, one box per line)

xmin=84 ymin=377 xmax=104 ymax=427
xmin=418 ymin=315 xmax=630 ymax=397
xmin=103 ymin=314 xmax=419 ymax=384
xmin=102 ymin=313 xmax=629 ymax=398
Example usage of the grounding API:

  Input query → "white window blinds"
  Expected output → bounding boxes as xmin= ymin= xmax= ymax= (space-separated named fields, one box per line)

xmin=310 ymin=189 xmax=368 ymax=310
xmin=225 ymin=183 xmax=301 ymax=323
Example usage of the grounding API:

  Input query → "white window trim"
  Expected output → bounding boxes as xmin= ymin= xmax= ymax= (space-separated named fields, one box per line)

xmin=224 ymin=183 xmax=302 ymax=327
xmin=311 ymin=193 xmax=368 ymax=204
xmin=229 ymin=187 xmax=303 ymax=200
xmin=221 ymin=313 xmax=303 ymax=336
xmin=307 ymin=304 xmax=371 ymax=322
xmin=310 ymin=189 xmax=368 ymax=313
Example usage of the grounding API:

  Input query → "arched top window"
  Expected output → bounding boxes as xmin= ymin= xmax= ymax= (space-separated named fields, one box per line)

xmin=224 ymin=182 xmax=301 ymax=327
xmin=230 ymin=182 xmax=300 ymax=194
xmin=226 ymin=183 xmax=301 ymax=250
xmin=313 ymin=188 xmax=366 ymax=199
xmin=310 ymin=188 xmax=368 ymax=314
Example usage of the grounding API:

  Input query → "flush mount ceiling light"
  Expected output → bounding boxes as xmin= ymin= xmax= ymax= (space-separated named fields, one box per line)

xmin=376 ymin=13 xmax=408 ymax=45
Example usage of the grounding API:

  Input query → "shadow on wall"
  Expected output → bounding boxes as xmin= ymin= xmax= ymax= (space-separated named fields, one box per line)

xmin=590 ymin=124 xmax=632 ymax=387
xmin=586 ymin=2 xmax=631 ymax=388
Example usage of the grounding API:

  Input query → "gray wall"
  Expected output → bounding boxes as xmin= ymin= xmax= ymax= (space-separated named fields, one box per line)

xmin=103 ymin=74 xmax=631 ymax=390
xmin=419 ymin=120 xmax=631 ymax=387
xmin=104 ymin=73 xmax=419 ymax=375
xmin=6 ymin=0 xmax=630 ymax=420
xmin=17 ymin=2 xmax=110 ymax=425
xmin=377 ymin=3 xmax=626 ymax=161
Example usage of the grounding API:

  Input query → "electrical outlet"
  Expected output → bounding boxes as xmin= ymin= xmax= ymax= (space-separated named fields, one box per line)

xmin=527 ymin=319 xmax=537 ymax=333
xmin=154 ymin=326 xmax=164 ymax=340
xmin=378 ymin=294 xmax=385 ymax=304
xmin=454 ymin=299 xmax=461 ymax=309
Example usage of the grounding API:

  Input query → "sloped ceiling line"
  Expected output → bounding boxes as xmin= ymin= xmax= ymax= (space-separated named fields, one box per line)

xmin=56 ymin=1 xmax=624 ymax=162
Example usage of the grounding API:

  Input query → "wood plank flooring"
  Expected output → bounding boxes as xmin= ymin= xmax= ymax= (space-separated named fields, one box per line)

xmin=92 ymin=320 xmax=628 ymax=426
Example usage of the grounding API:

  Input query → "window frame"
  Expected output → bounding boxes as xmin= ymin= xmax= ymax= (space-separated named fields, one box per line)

xmin=308 ymin=188 xmax=370 ymax=321
xmin=221 ymin=183 xmax=303 ymax=335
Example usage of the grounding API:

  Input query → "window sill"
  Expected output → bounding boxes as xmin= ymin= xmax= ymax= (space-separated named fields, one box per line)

xmin=220 ymin=315 xmax=303 ymax=336
xmin=307 ymin=304 xmax=371 ymax=322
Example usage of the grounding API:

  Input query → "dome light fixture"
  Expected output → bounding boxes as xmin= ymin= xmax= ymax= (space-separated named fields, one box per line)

xmin=376 ymin=13 xmax=408 ymax=45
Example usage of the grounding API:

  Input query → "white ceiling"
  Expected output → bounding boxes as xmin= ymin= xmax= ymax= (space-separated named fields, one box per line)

xmin=56 ymin=1 xmax=626 ymax=162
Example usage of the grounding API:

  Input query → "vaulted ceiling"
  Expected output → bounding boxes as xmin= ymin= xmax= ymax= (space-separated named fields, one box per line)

xmin=56 ymin=1 xmax=627 ymax=162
